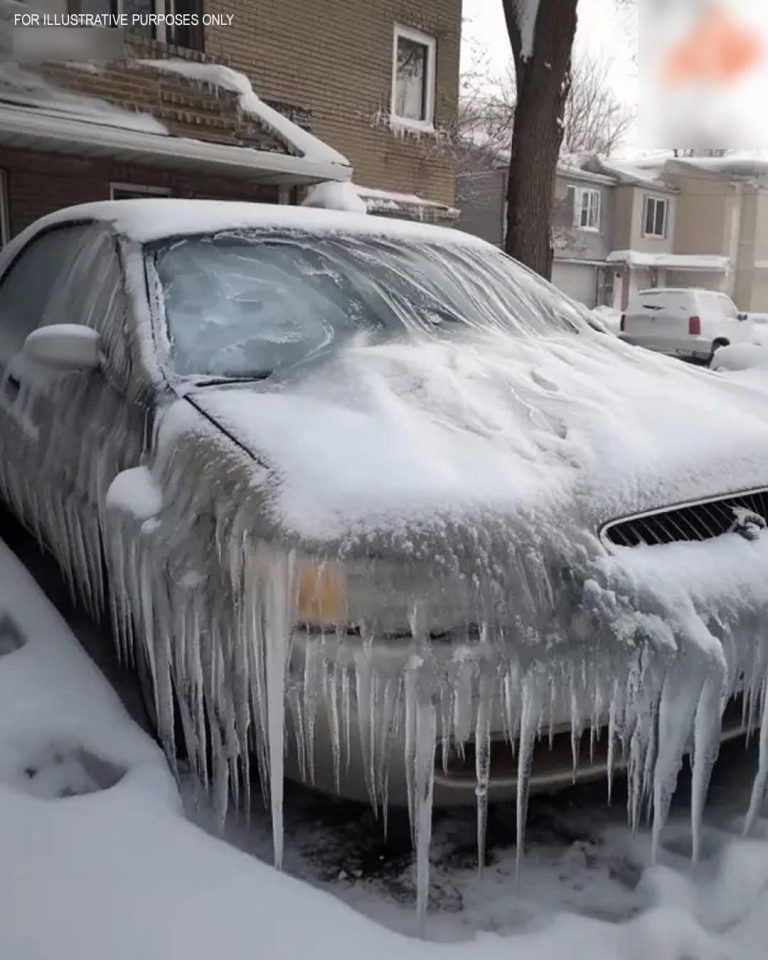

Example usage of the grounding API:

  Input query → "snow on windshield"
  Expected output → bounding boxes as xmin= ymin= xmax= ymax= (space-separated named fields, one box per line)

xmin=149 ymin=230 xmax=586 ymax=378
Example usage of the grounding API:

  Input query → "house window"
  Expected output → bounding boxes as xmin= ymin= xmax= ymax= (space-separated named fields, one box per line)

xmin=68 ymin=0 xmax=203 ymax=50
xmin=392 ymin=24 xmax=436 ymax=129
xmin=110 ymin=183 xmax=172 ymax=200
xmin=644 ymin=196 xmax=668 ymax=238
xmin=0 ymin=170 xmax=8 ymax=248
xmin=571 ymin=187 xmax=601 ymax=231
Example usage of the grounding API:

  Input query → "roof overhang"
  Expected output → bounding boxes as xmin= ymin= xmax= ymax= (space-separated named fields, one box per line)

xmin=607 ymin=250 xmax=731 ymax=272
xmin=556 ymin=165 xmax=615 ymax=186
xmin=0 ymin=102 xmax=351 ymax=186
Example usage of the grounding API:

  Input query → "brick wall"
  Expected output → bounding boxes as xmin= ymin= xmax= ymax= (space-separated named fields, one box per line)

xmin=34 ymin=56 xmax=289 ymax=154
xmin=0 ymin=146 xmax=278 ymax=236
xmin=204 ymin=0 xmax=461 ymax=206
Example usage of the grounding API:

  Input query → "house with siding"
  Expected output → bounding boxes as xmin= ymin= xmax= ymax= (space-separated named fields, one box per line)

xmin=0 ymin=0 xmax=461 ymax=243
xmin=653 ymin=156 xmax=768 ymax=312
xmin=457 ymin=151 xmax=768 ymax=311
xmin=455 ymin=153 xmax=617 ymax=308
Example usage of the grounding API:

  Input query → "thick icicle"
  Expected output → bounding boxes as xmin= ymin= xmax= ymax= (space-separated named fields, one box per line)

xmin=263 ymin=548 xmax=296 ymax=870
xmin=691 ymin=673 xmax=723 ymax=862
xmin=651 ymin=665 xmax=704 ymax=862
xmin=474 ymin=674 xmax=492 ymax=872
xmin=516 ymin=673 xmax=542 ymax=879
xmin=744 ymin=668 xmax=768 ymax=837
xmin=403 ymin=657 xmax=436 ymax=936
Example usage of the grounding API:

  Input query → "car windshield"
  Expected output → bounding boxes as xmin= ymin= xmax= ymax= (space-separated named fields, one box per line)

xmin=149 ymin=229 xmax=587 ymax=380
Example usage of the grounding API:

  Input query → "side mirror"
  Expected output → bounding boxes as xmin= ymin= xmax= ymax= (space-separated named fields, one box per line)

xmin=23 ymin=324 xmax=100 ymax=371
xmin=738 ymin=312 xmax=749 ymax=322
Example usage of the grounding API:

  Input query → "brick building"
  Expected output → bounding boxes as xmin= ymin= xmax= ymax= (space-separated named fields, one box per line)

xmin=205 ymin=0 xmax=460 ymax=212
xmin=0 ymin=0 xmax=461 ymax=243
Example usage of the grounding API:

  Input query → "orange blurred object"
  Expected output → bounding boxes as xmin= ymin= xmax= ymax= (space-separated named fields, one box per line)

xmin=663 ymin=5 xmax=761 ymax=86
xmin=296 ymin=561 xmax=346 ymax=625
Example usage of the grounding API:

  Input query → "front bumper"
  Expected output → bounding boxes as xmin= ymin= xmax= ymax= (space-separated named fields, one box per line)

xmin=285 ymin=628 xmax=612 ymax=807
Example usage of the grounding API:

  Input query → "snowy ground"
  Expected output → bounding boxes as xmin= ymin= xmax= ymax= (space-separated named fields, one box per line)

xmin=3 ymin=515 xmax=768 ymax=959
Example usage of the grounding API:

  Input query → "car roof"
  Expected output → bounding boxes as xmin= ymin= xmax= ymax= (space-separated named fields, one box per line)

xmin=8 ymin=198 xmax=490 ymax=250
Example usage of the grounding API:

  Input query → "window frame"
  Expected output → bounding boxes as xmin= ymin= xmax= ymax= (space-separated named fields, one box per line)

xmin=0 ymin=169 xmax=8 ymax=248
xmin=391 ymin=23 xmax=437 ymax=132
xmin=643 ymin=195 xmax=669 ymax=239
xmin=569 ymin=186 xmax=601 ymax=232
xmin=67 ymin=0 xmax=203 ymax=49
xmin=110 ymin=183 xmax=172 ymax=201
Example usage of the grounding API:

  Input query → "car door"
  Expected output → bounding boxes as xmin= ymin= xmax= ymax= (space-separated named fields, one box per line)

xmin=0 ymin=224 xmax=93 ymax=527
xmin=0 ymin=221 xmax=153 ymax=616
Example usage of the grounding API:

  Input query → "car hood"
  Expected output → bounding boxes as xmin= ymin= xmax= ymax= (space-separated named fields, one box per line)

xmin=186 ymin=331 xmax=768 ymax=544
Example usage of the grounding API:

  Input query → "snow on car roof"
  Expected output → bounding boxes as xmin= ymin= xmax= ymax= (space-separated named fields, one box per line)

xmin=14 ymin=199 xmax=490 ymax=249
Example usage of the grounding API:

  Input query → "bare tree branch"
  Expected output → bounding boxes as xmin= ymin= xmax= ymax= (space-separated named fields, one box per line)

xmin=457 ymin=51 xmax=632 ymax=163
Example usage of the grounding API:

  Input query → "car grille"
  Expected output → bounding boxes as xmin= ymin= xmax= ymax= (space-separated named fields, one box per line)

xmin=601 ymin=487 xmax=768 ymax=548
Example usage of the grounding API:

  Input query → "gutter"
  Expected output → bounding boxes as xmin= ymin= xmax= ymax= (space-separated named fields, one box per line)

xmin=0 ymin=102 xmax=351 ymax=184
xmin=553 ymin=256 xmax=610 ymax=267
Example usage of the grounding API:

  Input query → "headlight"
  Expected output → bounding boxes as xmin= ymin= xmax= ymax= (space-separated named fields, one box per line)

xmin=295 ymin=558 xmax=347 ymax=627
xmin=293 ymin=554 xmax=473 ymax=637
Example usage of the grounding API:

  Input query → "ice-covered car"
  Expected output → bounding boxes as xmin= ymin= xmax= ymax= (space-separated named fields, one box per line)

xmin=1 ymin=201 xmax=768 ymax=863
xmin=620 ymin=287 xmax=753 ymax=363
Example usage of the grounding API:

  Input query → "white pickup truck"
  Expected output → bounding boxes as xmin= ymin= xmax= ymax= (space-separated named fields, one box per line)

xmin=620 ymin=288 xmax=753 ymax=363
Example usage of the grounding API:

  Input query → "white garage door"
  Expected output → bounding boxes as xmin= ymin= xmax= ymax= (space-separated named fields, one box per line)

xmin=551 ymin=262 xmax=598 ymax=308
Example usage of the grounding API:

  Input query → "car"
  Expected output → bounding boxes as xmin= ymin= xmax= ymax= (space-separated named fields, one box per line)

xmin=0 ymin=200 xmax=767 ymax=827
xmin=619 ymin=287 xmax=753 ymax=363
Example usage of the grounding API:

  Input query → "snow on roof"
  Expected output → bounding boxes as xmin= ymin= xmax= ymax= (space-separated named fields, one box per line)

xmin=5 ymin=199 xmax=490 ymax=251
xmin=469 ymin=146 xmax=618 ymax=187
xmin=669 ymin=155 xmax=768 ymax=181
xmin=0 ymin=60 xmax=350 ymax=185
xmin=556 ymin=163 xmax=616 ymax=186
xmin=607 ymin=250 xmax=731 ymax=271
xmin=353 ymin=184 xmax=459 ymax=219
xmin=0 ymin=61 xmax=166 ymax=135
xmin=594 ymin=158 xmax=677 ymax=192
xmin=303 ymin=181 xmax=367 ymax=214
xmin=137 ymin=60 xmax=349 ymax=170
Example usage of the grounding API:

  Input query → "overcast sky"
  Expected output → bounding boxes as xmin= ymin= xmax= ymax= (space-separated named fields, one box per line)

xmin=461 ymin=0 xmax=640 ymax=151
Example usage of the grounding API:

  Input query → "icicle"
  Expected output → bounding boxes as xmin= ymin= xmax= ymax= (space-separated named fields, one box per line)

xmin=354 ymin=652 xmax=377 ymax=811
xmin=341 ymin=664 xmax=352 ymax=775
xmin=651 ymin=665 xmax=703 ymax=862
xmin=569 ymin=674 xmax=581 ymax=781
xmin=403 ymin=656 xmax=436 ymax=937
xmin=475 ymin=673 xmax=492 ymax=873
xmin=326 ymin=657 xmax=342 ymax=794
xmin=744 ymin=668 xmax=768 ymax=837
xmin=606 ymin=676 xmax=622 ymax=805
xmin=263 ymin=547 xmax=296 ymax=871
xmin=516 ymin=673 xmax=542 ymax=879
xmin=691 ymin=673 xmax=723 ymax=862
xmin=451 ymin=653 xmax=474 ymax=753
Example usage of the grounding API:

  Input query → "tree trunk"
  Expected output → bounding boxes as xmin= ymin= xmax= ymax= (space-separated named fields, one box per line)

xmin=502 ymin=0 xmax=579 ymax=279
